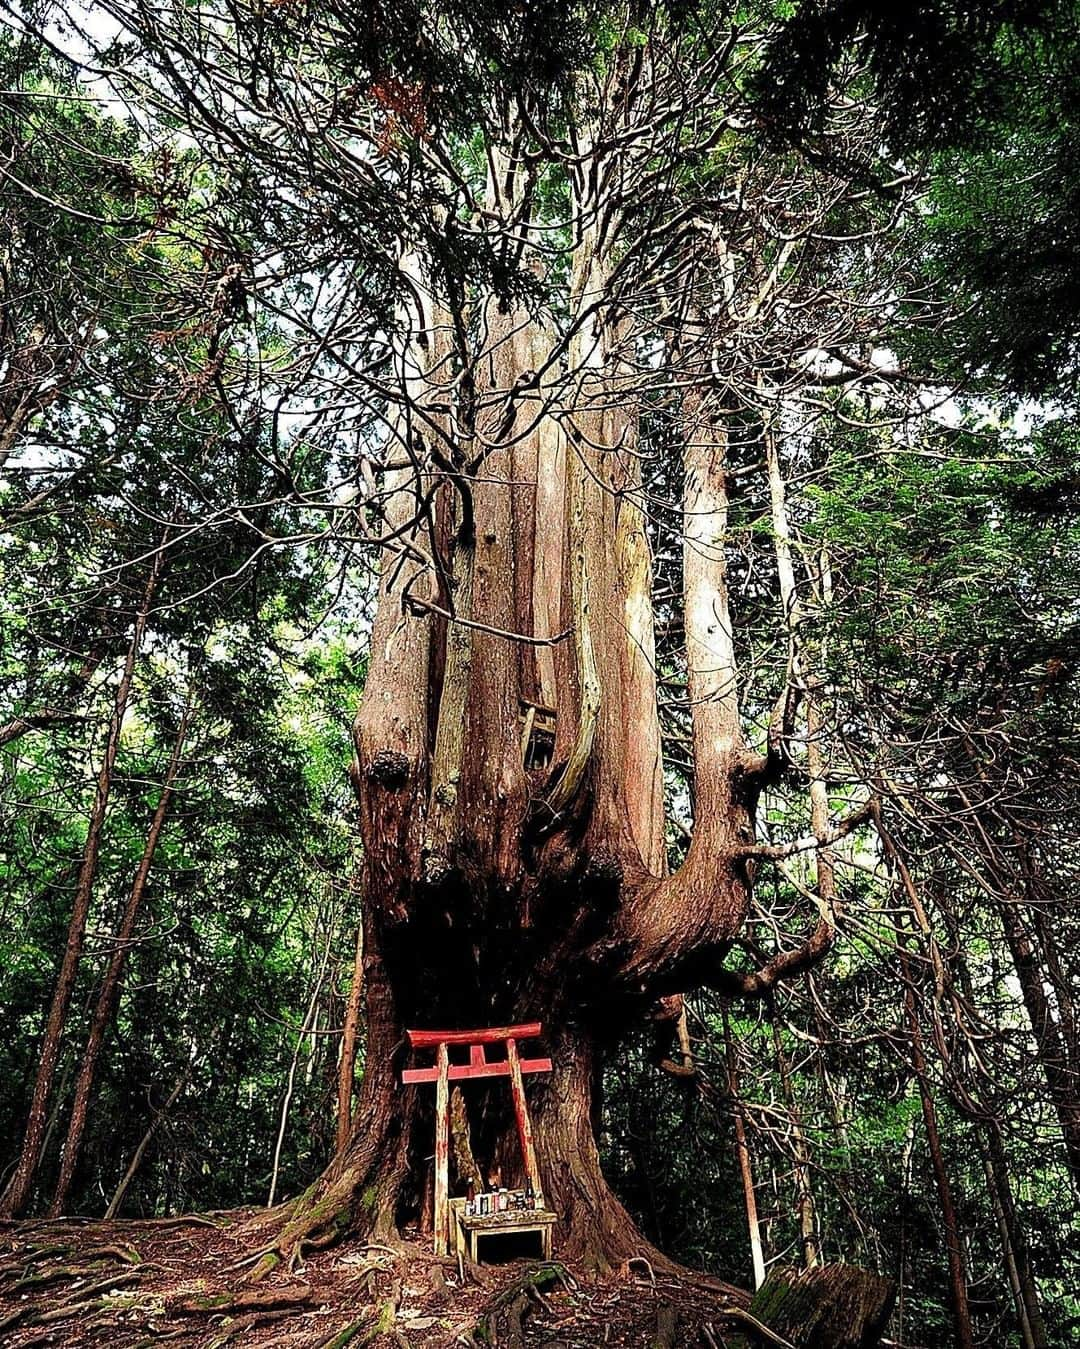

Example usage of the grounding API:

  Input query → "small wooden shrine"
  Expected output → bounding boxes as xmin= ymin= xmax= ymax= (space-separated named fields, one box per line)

xmin=401 ymin=1023 xmax=555 ymax=1260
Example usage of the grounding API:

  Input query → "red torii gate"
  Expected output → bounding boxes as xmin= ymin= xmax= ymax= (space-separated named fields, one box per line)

xmin=402 ymin=1023 xmax=552 ymax=1255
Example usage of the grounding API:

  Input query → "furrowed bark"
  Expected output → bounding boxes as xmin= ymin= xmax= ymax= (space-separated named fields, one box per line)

xmin=615 ymin=372 xmax=754 ymax=989
xmin=354 ymin=247 xmax=446 ymax=920
xmin=451 ymin=292 xmax=536 ymax=886
xmin=541 ymin=235 xmax=603 ymax=829
xmin=541 ymin=150 xmax=665 ymax=867
xmin=530 ymin=335 xmax=568 ymax=715
xmin=282 ymin=72 xmax=818 ymax=1271
xmin=422 ymin=512 xmax=475 ymax=883
xmin=333 ymin=253 xmax=449 ymax=1240
xmin=731 ymin=1264 xmax=895 ymax=1349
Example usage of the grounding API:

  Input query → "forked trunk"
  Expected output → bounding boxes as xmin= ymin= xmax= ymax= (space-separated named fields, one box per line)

xmin=263 ymin=167 xmax=764 ymax=1275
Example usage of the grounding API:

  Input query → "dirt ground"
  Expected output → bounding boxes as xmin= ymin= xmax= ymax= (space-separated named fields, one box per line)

xmin=0 ymin=1212 xmax=756 ymax=1347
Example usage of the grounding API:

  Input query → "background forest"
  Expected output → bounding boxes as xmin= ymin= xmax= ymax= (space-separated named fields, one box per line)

xmin=1 ymin=3 xmax=1079 ymax=1347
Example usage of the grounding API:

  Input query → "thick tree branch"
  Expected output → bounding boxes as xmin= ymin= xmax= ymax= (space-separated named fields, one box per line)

xmin=0 ymin=709 xmax=81 ymax=747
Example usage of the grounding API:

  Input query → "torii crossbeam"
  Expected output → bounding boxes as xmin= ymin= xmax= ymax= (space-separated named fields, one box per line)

xmin=401 ymin=1023 xmax=552 ymax=1255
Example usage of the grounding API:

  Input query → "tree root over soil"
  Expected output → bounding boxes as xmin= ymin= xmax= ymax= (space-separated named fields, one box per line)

xmin=234 ymin=1166 xmax=370 ymax=1280
xmin=0 ymin=1212 xmax=895 ymax=1348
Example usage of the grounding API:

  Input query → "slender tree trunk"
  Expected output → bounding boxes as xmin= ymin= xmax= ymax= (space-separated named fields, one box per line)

xmin=995 ymin=893 xmax=1080 ymax=1183
xmin=104 ymin=1061 xmax=193 ymax=1219
xmin=949 ymin=826 xmax=1080 ymax=1184
xmin=984 ymin=1122 xmax=1048 ymax=1347
xmin=723 ymin=1006 xmax=766 ymax=1289
xmin=1029 ymin=899 xmax=1078 ymax=1073
xmin=337 ymin=911 xmax=365 ymax=1154
xmin=899 ymin=951 xmax=975 ymax=1349
xmin=977 ymin=1131 xmax=1037 ymax=1349
xmin=809 ymin=992 xmax=866 ymax=1262
xmin=0 ymin=548 xmax=164 ymax=1218
xmin=896 ymin=1106 xmax=917 ymax=1344
xmin=48 ymin=689 xmax=193 ymax=1216
xmin=37 ymin=1059 xmax=74 ymax=1182
xmin=951 ymin=756 xmax=1080 ymax=1186
xmin=268 ymin=916 xmax=334 ymax=1207
xmin=764 ymin=405 xmax=839 ymax=969
xmin=770 ymin=1006 xmax=819 ymax=1270
xmin=946 ymin=902 xmax=1050 ymax=1348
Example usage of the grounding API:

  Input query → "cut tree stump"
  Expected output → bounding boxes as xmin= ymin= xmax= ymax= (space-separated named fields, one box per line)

xmin=727 ymin=1264 xmax=895 ymax=1349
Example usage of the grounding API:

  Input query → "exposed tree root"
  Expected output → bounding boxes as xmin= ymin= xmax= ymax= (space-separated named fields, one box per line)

xmin=11 ymin=1261 xmax=123 ymax=1290
xmin=0 ymin=1242 xmax=72 ymax=1285
xmin=464 ymin=1261 xmax=568 ymax=1347
xmin=166 ymin=1281 xmax=312 ymax=1315
xmin=0 ymin=1210 xmax=900 ymax=1349
xmin=236 ymin=1165 xmax=375 ymax=1279
xmin=85 ymin=1240 xmax=143 ymax=1263
xmin=314 ymin=1318 xmax=372 ymax=1349
xmin=361 ymin=1297 xmax=409 ymax=1347
xmin=0 ymin=1234 xmax=145 ymax=1286
xmin=206 ymin=1306 xmax=300 ymax=1346
xmin=0 ymin=1267 xmax=145 ymax=1335
xmin=311 ymin=1284 xmax=406 ymax=1348
xmin=721 ymin=1306 xmax=797 ymax=1349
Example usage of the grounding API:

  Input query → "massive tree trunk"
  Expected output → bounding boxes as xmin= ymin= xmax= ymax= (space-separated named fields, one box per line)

xmin=256 ymin=159 xmax=768 ymax=1274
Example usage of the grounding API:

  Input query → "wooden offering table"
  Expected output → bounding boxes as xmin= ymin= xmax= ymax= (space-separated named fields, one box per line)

xmin=449 ymin=1197 xmax=556 ymax=1263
